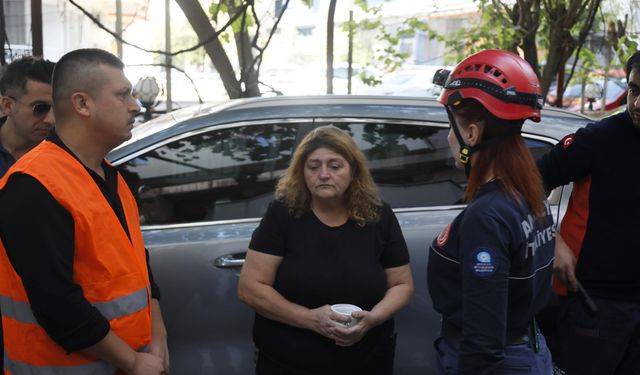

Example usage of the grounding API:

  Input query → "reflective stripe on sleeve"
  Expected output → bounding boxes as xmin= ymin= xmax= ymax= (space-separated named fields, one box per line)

xmin=93 ymin=287 xmax=149 ymax=320
xmin=0 ymin=287 xmax=149 ymax=324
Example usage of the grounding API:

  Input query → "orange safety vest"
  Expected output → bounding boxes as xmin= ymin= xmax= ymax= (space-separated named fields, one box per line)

xmin=0 ymin=141 xmax=152 ymax=374
xmin=553 ymin=176 xmax=591 ymax=296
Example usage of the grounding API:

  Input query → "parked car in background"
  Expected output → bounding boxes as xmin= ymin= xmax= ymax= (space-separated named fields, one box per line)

xmin=108 ymin=95 xmax=591 ymax=374
xmin=546 ymin=75 xmax=627 ymax=112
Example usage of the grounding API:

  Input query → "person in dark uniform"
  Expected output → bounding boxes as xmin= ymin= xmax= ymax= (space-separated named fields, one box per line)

xmin=427 ymin=49 xmax=555 ymax=374
xmin=537 ymin=50 xmax=640 ymax=375
xmin=238 ymin=125 xmax=414 ymax=375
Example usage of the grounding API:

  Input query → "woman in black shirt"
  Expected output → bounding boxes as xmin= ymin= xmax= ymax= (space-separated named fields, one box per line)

xmin=238 ymin=125 xmax=414 ymax=375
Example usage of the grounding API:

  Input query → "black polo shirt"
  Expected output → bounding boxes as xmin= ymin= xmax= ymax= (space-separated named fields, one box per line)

xmin=0 ymin=129 xmax=160 ymax=352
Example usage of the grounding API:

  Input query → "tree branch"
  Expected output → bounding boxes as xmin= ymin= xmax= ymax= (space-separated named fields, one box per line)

xmin=68 ymin=0 xmax=249 ymax=57
xmin=251 ymin=0 xmax=291 ymax=75
xmin=564 ymin=0 xmax=602 ymax=90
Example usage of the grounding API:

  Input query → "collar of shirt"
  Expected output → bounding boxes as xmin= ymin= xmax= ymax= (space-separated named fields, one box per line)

xmin=0 ymin=120 xmax=16 ymax=178
xmin=46 ymin=129 xmax=131 ymax=239
xmin=46 ymin=129 xmax=118 ymax=185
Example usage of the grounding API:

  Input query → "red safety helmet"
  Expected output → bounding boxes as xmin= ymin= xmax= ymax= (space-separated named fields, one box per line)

xmin=436 ymin=49 xmax=543 ymax=122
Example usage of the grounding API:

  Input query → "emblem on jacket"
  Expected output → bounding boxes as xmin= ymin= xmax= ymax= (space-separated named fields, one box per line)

xmin=561 ymin=134 xmax=575 ymax=149
xmin=471 ymin=248 xmax=497 ymax=277
xmin=436 ymin=223 xmax=452 ymax=247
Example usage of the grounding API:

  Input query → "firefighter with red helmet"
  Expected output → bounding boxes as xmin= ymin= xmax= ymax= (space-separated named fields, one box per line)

xmin=427 ymin=49 xmax=555 ymax=374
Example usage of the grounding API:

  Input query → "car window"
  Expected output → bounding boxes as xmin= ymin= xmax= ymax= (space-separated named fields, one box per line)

xmin=118 ymin=123 xmax=299 ymax=225
xmin=322 ymin=122 xmax=555 ymax=209
xmin=321 ymin=122 xmax=466 ymax=208
xmin=119 ymin=120 xmax=556 ymax=225
xmin=525 ymin=138 xmax=553 ymax=162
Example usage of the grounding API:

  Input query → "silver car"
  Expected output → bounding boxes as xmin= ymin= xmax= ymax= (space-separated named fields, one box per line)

xmin=109 ymin=95 xmax=589 ymax=374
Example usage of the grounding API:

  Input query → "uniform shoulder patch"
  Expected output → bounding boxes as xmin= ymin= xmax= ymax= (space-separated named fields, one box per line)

xmin=436 ymin=223 xmax=452 ymax=247
xmin=561 ymin=134 xmax=575 ymax=149
xmin=470 ymin=248 xmax=498 ymax=277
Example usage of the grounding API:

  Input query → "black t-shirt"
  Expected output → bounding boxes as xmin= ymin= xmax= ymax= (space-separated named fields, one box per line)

xmin=249 ymin=199 xmax=409 ymax=373
xmin=427 ymin=181 xmax=555 ymax=374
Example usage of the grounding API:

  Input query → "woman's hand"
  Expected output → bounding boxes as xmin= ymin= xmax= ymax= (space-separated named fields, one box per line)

xmin=309 ymin=305 xmax=370 ymax=345
xmin=329 ymin=310 xmax=374 ymax=347
xmin=327 ymin=265 xmax=414 ymax=347
xmin=309 ymin=305 xmax=344 ymax=340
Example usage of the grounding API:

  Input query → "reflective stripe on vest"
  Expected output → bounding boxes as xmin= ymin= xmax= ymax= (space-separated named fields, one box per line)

xmin=4 ymin=345 xmax=150 ymax=375
xmin=0 ymin=287 xmax=148 ymax=324
xmin=93 ymin=287 xmax=148 ymax=320
xmin=5 ymin=354 xmax=116 ymax=375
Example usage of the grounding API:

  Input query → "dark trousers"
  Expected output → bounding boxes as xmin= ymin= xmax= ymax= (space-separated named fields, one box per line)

xmin=536 ymin=294 xmax=562 ymax=359
xmin=256 ymin=333 xmax=396 ymax=375
xmin=434 ymin=333 xmax=553 ymax=374
xmin=556 ymin=296 xmax=640 ymax=375
xmin=256 ymin=352 xmax=309 ymax=375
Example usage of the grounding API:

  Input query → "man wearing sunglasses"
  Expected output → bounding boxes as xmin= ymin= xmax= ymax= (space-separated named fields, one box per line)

xmin=0 ymin=56 xmax=55 ymax=177
xmin=0 ymin=55 xmax=54 ymax=371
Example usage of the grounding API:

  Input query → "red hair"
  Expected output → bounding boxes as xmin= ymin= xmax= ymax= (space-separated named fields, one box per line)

xmin=453 ymin=99 xmax=546 ymax=218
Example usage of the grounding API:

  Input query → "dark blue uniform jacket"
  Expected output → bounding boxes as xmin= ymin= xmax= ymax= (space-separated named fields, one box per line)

xmin=428 ymin=181 xmax=555 ymax=374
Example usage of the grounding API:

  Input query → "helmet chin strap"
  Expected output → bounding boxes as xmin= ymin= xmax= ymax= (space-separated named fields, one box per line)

xmin=447 ymin=108 xmax=475 ymax=178
xmin=447 ymin=107 xmax=520 ymax=179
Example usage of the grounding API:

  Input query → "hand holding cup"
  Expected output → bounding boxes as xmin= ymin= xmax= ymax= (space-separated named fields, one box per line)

xmin=330 ymin=304 xmax=362 ymax=328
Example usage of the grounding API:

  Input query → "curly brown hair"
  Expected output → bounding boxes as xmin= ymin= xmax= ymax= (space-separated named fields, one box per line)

xmin=275 ymin=125 xmax=381 ymax=226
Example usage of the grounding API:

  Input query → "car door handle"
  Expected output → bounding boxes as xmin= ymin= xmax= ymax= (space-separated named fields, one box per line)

xmin=213 ymin=253 xmax=246 ymax=268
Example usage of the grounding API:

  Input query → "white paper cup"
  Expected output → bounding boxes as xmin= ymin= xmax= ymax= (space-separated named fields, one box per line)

xmin=330 ymin=304 xmax=362 ymax=327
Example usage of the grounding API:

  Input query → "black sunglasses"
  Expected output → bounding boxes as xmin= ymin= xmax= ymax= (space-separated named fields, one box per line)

xmin=7 ymin=95 xmax=52 ymax=117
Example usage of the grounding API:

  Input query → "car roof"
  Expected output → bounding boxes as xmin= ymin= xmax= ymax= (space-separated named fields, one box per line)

xmin=109 ymin=95 xmax=594 ymax=162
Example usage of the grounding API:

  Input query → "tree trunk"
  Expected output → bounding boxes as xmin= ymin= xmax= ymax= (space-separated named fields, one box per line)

xmin=227 ymin=1 xmax=260 ymax=97
xmin=326 ymin=0 xmax=337 ymax=94
xmin=540 ymin=24 xmax=566 ymax=104
xmin=541 ymin=2 xmax=574 ymax=105
xmin=175 ymin=0 xmax=242 ymax=99
xmin=518 ymin=0 xmax=541 ymax=78
xmin=31 ymin=0 xmax=43 ymax=57
xmin=0 ymin=0 xmax=6 ymax=65
xmin=499 ymin=0 xmax=600 ymax=102
xmin=234 ymin=30 xmax=260 ymax=97
xmin=541 ymin=0 xmax=601 ymax=106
